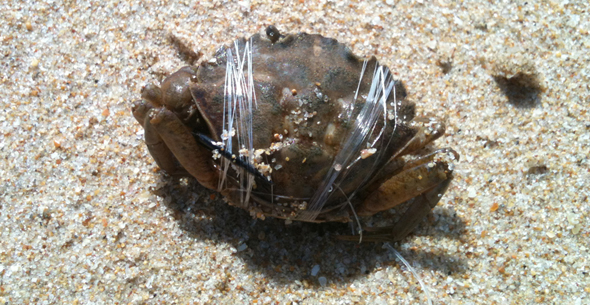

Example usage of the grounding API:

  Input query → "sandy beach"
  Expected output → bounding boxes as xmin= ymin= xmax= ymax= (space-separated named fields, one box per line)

xmin=1 ymin=0 xmax=588 ymax=303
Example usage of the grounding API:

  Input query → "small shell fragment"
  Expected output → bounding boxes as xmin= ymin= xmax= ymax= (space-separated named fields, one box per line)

xmin=360 ymin=148 xmax=377 ymax=159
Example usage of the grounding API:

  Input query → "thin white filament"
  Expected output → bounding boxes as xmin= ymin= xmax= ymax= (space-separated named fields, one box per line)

xmin=384 ymin=243 xmax=433 ymax=305
xmin=221 ymin=39 xmax=257 ymax=206
xmin=300 ymin=61 xmax=396 ymax=221
xmin=336 ymin=185 xmax=363 ymax=243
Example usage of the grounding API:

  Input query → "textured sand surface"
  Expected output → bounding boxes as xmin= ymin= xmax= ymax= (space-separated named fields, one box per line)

xmin=1 ymin=1 xmax=589 ymax=304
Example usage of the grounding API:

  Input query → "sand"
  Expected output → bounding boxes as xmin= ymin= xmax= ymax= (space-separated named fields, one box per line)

xmin=1 ymin=0 xmax=588 ymax=304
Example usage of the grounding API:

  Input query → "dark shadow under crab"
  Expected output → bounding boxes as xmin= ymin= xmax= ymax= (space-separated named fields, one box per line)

xmin=152 ymin=175 xmax=468 ymax=287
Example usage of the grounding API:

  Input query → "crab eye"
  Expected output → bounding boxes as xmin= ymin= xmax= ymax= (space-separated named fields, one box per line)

xmin=265 ymin=25 xmax=281 ymax=43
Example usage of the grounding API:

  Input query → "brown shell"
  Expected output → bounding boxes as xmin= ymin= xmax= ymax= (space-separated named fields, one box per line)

xmin=183 ymin=29 xmax=418 ymax=221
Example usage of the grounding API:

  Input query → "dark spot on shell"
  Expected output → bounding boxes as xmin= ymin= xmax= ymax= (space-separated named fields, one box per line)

xmin=266 ymin=25 xmax=281 ymax=43
xmin=342 ymin=46 xmax=359 ymax=62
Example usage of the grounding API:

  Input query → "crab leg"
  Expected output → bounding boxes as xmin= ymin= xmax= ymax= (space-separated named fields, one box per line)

xmin=147 ymin=106 xmax=219 ymax=190
xmin=357 ymin=151 xmax=454 ymax=217
xmin=353 ymin=174 xmax=453 ymax=242
xmin=396 ymin=121 xmax=446 ymax=157
xmin=132 ymin=100 xmax=189 ymax=177
xmin=381 ymin=175 xmax=452 ymax=241
xmin=359 ymin=122 xmax=448 ymax=196
xmin=339 ymin=151 xmax=455 ymax=242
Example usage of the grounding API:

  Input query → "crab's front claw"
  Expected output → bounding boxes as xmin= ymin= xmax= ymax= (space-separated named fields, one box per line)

xmin=140 ymin=83 xmax=163 ymax=107
xmin=159 ymin=66 xmax=198 ymax=115
xmin=132 ymin=99 xmax=189 ymax=177
xmin=147 ymin=107 xmax=219 ymax=190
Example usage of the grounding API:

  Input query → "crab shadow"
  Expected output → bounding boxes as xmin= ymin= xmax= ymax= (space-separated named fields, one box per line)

xmin=155 ymin=176 xmax=468 ymax=287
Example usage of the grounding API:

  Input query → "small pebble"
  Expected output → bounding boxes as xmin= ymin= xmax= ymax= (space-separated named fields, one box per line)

xmin=311 ymin=265 xmax=320 ymax=277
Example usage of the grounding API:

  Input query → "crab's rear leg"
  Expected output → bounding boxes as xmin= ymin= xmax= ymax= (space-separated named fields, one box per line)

xmin=398 ymin=119 xmax=447 ymax=156
xmin=375 ymin=175 xmax=452 ymax=242
xmin=341 ymin=149 xmax=457 ymax=242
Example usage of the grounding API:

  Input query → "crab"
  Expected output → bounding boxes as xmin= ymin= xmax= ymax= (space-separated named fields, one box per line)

xmin=132 ymin=26 xmax=458 ymax=242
